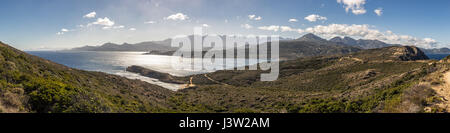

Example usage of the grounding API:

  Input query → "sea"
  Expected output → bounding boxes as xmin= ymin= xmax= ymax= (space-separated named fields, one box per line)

xmin=26 ymin=51 xmax=259 ymax=91
xmin=427 ymin=54 xmax=450 ymax=60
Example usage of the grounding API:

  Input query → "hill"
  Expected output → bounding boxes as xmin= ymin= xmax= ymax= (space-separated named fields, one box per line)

xmin=277 ymin=39 xmax=361 ymax=60
xmin=329 ymin=36 xmax=397 ymax=49
xmin=328 ymin=36 xmax=450 ymax=55
xmin=0 ymin=41 xmax=173 ymax=113
xmin=71 ymin=39 xmax=178 ymax=52
xmin=130 ymin=46 xmax=438 ymax=113
xmin=296 ymin=33 xmax=328 ymax=42
xmin=422 ymin=48 xmax=450 ymax=54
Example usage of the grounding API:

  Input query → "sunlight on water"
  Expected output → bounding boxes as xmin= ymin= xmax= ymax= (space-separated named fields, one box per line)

xmin=114 ymin=71 xmax=183 ymax=91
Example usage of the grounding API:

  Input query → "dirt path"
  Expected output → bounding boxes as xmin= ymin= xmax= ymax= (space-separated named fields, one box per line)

xmin=339 ymin=57 xmax=364 ymax=63
xmin=431 ymin=71 xmax=450 ymax=111
xmin=204 ymin=74 xmax=230 ymax=86
xmin=180 ymin=74 xmax=230 ymax=89
xmin=181 ymin=77 xmax=196 ymax=89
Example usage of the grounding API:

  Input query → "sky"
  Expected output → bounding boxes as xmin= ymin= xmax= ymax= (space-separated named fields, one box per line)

xmin=0 ymin=0 xmax=449 ymax=50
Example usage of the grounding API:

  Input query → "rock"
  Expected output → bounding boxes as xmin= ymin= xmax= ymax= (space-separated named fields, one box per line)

xmin=390 ymin=46 xmax=429 ymax=61
xmin=126 ymin=65 xmax=184 ymax=84
xmin=362 ymin=69 xmax=377 ymax=79
xmin=126 ymin=65 xmax=169 ymax=79
xmin=440 ymin=55 xmax=450 ymax=63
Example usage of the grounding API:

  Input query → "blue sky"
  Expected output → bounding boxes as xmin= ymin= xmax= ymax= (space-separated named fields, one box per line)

xmin=0 ymin=0 xmax=449 ymax=50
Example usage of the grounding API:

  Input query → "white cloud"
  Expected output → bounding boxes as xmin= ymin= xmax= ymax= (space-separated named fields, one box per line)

xmin=423 ymin=38 xmax=436 ymax=43
xmin=288 ymin=19 xmax=298 ymax=22
xmin=351 ymin=9 xmax=367 ymax=15
xmin=91 ymin=17 xmax=115 ymax=27
xmin=374 ymin=8 xmax=383 ymax=16
xmin=281 ymin=26 xmax=304 ymax=33
xmin=258 ymin=25 xmax=280 ymax=32
xmin=57 ymin=28 xmax=70 ymax=35
xmin=257 ymin=25 xmax=303 ymax=33
xmin=303 ymin=23 xmax=439 ymax=48
xmin=83 ymin=11 xmax=96 ymax=18
xmin=202 ymin=24 xmax=210 ymax=27
xmin=165 ymin=13 xmax=189 ymax=21
xmin=248 ymin=15 xmax=256 ymax=19
xmin=145 ymin=21 xmax=156 ymax=24
xmin=102 ymin=25 xmax=124 ymax=30
xmin=337 ymin=0 xmax=367 ymax=15
xmin=304 ymin=14 xmax=327 ymax=22
xmin=241 ymin=24 xmax=253 ymax=29
xmin=254 ymin=16 xmax=262 ymax=21
xmin=280 ymin=26 xmax=295 ymax=32
xmin=248 ymin=14 xmax=262 ymax=21
xmin=129 ymin=28 xmax=136 ymax=31
xmin=114 ymin=25 xmax=124 ymax=29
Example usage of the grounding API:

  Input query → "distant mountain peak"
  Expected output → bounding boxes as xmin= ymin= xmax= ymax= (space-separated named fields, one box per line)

xmin=328 ymin=36 xmax=394 ymax=49
xmin=330 ymin=36 xmax=358 ymax=46
xmin=297 ymin=33 xmax=327 ymax=42
xmin=343 ymin=36 xmax=357 ymax=42
xmin=330 ymin=36 xmax=343 ymax=41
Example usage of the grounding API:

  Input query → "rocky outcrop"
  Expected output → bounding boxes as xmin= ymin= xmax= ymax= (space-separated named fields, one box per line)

xmin=439 ymin=55 xmax=450 ymax=63
xmin=351 ymin=46 xmax=429 ymax=62
xmin=126 ymin=65 xmax=184 ymax=84
xmin=391 ymin=46 xmax=429 ymax=61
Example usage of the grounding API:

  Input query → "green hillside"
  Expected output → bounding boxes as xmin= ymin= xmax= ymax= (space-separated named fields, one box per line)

xmin=157 ymin=46 xmax=438 ymax=113
xmin=0 ymin=42 xmax=172 ymax=113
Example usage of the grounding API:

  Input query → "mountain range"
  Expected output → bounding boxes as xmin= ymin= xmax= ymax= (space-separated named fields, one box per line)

xmin=71 ymin=39 xmax=178 ymax=52
xmin=329 ymin=36 xmax=399 ymax=49
xmin=72 ymin=34 xmax=361 ymax=60
xmin=71 ymin=33 xmax=450 ymax=55
xmin=421 ymin=48 xmax=450 ymax=54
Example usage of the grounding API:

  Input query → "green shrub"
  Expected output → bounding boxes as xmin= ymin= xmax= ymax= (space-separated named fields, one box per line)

xmin=26 ymin=79 xmax=78 ymax=113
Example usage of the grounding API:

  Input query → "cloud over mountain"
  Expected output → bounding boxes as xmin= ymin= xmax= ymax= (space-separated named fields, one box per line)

xmin=241 ymin=24 xmax=253 ymax=29
xmin=258 ymin=25 xmax=280 ymax=32
xmin=304 ymin=24 xmax=438 ymax=48
xmin=91 ymin=17 xmax=115 ymax=27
